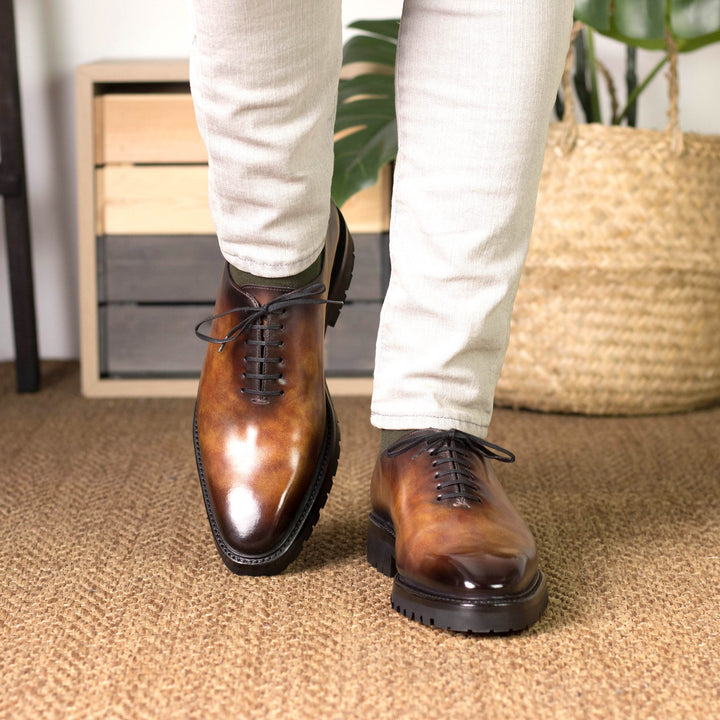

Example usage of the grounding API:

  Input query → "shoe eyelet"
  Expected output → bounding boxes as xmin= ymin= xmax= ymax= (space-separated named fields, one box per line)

xmin=435 ymin=495 xmax=442 ymax=502
xmin=436 ymin=485 xmax=441 ymax=491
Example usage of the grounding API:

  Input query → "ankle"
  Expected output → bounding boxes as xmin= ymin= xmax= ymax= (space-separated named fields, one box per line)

xmin=229 ymin=252 xmax=323 ymax=290
xmin=380 ymin=429 xmax=414 ymax=453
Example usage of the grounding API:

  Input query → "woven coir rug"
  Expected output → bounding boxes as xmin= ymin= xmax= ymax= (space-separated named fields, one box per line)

xmin=0 ymin=362 xmax=718 ymax=719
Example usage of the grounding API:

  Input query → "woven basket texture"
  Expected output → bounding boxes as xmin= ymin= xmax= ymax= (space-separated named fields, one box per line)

xmin=497 ymin=117 xmax=720 ymax=415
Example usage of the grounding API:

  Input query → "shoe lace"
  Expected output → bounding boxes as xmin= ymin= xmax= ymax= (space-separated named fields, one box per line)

xmin=386 ymin=429 xmax=515 ymax=504
xmin=194 ymin=282 xmax=341 ymax=398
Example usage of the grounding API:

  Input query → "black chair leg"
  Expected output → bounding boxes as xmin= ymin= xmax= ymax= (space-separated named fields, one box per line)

xmin=0 ymin=0 xmax=39 ymax=393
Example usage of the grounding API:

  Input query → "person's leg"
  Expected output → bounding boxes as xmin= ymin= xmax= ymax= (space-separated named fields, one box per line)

xmin=368 ymin=0 xmax=574 ymax=632
xmin=188 ymin=0 xmax=353 ymax=575
xmin=372 ymin=0 xmax=574 ymax=437
xmin=188 ymin=0 xmax=341 ymax=277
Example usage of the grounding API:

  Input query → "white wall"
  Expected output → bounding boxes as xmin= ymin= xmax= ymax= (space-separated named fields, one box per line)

xmin=1 ymin=3 xmax=719 ymax=360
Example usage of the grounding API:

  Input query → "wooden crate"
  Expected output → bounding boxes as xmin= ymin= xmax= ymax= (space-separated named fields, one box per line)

xmin=76 ymin=61 xmax=390 ymax=398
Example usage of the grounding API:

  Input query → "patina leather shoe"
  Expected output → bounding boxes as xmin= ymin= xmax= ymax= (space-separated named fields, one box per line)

xmin=193 ymin=203 xmax=354 ymax=575
xmin=368 ymin=429 xmax=548 ymax=633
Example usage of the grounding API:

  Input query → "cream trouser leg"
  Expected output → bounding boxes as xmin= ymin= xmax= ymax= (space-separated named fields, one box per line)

xmin=187 ymin=0 xmax=574 ymax=436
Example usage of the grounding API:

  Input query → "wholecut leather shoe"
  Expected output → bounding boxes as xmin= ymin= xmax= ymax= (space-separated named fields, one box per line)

xmin=368 ymin=429 xmax=548 ymax=633
xmin=193 ymin=203 xmax=354 ymax=575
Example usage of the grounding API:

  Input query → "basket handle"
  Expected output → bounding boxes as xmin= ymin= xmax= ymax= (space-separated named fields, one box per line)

xmin=559 ymin=21 xmax=683 ymax=156
xmin=665 ymin=29 xmax=684 ymax=155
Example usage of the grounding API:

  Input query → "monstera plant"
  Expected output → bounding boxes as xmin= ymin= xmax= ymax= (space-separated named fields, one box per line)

xmin=332 ymin=19 xmax=399 ymax=208
xmin=331 ymin=2 xmax=720 ymax=207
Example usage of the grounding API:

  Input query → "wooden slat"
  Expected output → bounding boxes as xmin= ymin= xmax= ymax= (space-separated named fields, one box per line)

xmin=326 ymin=303 xmax=381 ymax=375
xmin=346 ymin=233 xmax=386 ymax=302
xmin=76 ymin=60 xmax=191 ymax=84
xmin=79 ymin=58 xmax=388 ymax=89
xmin=341 ymin=168 xmax=391 ymax=233
xmin=96 ymin=165 xmax=391 ymax=235
xmin=95 ymin=94 xmax=206 ymax=164
xmin=100 ymin=235 xmax=223 ymax=302
xmin=76 ymin=64 xmax=101 ymax=398
xmin=99 ymin=233 xmax=385 ymax=303
xmin=102 ymin=305 xmax=210 ymax=376
xmin=83 ymin=376 xmax=372 ymax=398
xmin=101 ymin=301 xmax=381 ymax=377
xmin=96 ymin=165 xmax=213 ymax=235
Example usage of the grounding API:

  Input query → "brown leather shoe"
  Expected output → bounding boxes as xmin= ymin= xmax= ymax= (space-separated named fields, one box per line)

xmin=193 ymin=204 xmax=354 ymax=575
xmin=368 ymin=429 xmax=548 ymax=633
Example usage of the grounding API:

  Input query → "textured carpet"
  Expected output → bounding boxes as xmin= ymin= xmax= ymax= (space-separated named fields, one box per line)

xmin=1 ymin=362 xmax=719 ymax=720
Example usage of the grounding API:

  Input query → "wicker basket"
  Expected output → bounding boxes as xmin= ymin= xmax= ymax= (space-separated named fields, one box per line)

xmin=496 ymin=25 xmax=720 ymax=415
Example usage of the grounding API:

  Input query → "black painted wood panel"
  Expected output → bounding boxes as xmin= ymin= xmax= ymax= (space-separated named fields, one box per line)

xmin=100 ymin=302 xmax=381 ymax=377
xmin=98 ymin=233 xmax=388 ymax=303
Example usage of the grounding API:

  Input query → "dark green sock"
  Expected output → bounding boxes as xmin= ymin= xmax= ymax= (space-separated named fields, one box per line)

xmin=380 ymin=429 xmax=413 ymax=453
xmin=229 ymin=253 xmax=323 ymax=290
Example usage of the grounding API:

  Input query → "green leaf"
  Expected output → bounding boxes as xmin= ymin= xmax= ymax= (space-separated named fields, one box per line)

xmin=575 ymin=0 xmax=720 ymax=48
xmin=574 ymin=0 xmax=612 ymax=30
xmin=674 ymin=27 xmax=720 ymax=48
xmin=335 ymin=97 xmax=396 ymax=133
xmin=333 ymin=22 xmax=399 ymax=205
xmin=332 ymin=120 xmax=397 ymax=208
xmin=347 ymin=19 xmax=400 ymax=41
xmin=342 ymin=35 xmax=397 ymax=67
xmin=671 ymin=0 xmax=720 ymax=38
xmin=337 ymin=74 xmax=395 ymax=105
xmin=614 ymin=0 xmax=666 ymax=38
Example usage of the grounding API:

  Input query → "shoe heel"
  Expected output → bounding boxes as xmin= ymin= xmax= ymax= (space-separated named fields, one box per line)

xmin=367 ymin=513 xmax=397 ymax=578
xmin=326 ymin=208 xmax=355 ymax=329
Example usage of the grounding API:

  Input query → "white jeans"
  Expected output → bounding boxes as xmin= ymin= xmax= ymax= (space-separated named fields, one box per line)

xmin=188 ymin=0 xmax=574 ymax=436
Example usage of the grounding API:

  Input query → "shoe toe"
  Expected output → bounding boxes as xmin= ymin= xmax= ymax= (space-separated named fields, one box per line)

xmin=215 ymin=484 xmax=282 ymax=556
xmin=442 ymin=551 xmax=534 ymax=594
xmin=404 ymin=548 xmax=536 ymax=598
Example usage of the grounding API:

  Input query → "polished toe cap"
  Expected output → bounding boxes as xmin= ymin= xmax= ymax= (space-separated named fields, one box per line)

xmin=403 ymin=548 xmax=537 ymax=597
xmin=213 ymin=484 xmax=283 ymax=556
xmin=418 ymin=553 xmax=537 ymax=596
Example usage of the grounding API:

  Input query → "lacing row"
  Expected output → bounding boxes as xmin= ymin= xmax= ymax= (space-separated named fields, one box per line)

xmin=386 ymin=429 xmax=515 ymax=503
xmin=195 ymin=282 xmax=341 ymax=398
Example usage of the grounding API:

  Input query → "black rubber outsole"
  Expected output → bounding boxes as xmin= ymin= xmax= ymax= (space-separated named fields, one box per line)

xmin=367 ymin=512 xmax=549 ymax=634
xmin=193 ymin=209 xmax=355 ymax=576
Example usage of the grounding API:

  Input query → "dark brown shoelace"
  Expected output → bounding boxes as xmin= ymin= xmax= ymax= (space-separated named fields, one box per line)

xmin=195 ymin=282 xmax=341 ymax=398
xmin=386 ymin=429 xmax=515 ymax=503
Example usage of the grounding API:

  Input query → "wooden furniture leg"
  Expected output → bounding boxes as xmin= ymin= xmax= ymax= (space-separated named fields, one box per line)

xmin=0 ymin=0 xmax=39 ymax=392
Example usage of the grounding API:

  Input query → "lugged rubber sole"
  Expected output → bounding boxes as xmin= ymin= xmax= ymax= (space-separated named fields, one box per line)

xmin=367 ymin=512 xmax=549 ymax=634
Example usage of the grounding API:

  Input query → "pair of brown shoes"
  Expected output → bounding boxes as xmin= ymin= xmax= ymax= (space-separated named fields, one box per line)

xmin=193 ymin=203 xmax=548 ymax=634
